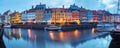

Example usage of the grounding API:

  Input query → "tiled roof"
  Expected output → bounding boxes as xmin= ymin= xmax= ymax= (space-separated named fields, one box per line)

xmin=3 ymin=10 xmax=10 ymax=15
xmin=51 ymin=8 xmax=65 ymax=11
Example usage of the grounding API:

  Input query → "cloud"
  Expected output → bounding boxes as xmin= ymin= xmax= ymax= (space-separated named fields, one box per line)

xmin=98 ymin=0 xmax=117 ymax=9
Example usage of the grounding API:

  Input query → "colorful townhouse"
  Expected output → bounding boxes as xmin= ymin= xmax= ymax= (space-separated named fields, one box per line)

xmin=35 ymin=3 xmax=46 ymax=24
xmin=69 ymin=4 xmax=80 ymax=24
xmin=51 ymin=8 xmax=66 ymax=24
xmin=79 ymin=7 xmax=88 ymax=22
xmin=21 ymin=6 xmax=36 ymax=24
xmin=43 ymin=9 xmax=52 ymax=24
xmin=10 ymin=11 xmax=21 ymax=24
xmin=87 ymin=10 xmax=94 ymax=22
xmin=65 ymin=9 xmax=72 ymax=24
xmin=2 ymin=10 xmax=11 ymax=24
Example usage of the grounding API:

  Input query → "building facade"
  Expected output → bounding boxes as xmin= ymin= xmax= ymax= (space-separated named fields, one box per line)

xmin=93 ymin=10 xmax=98 ymax=22
xmin=2 ymin=10 xmax=11 ymax=24
xmin=10 ymin=11 xmax=21 ymax=24
xmin=43 ymin=9 xmax=52 ymax=23
xmin=79 ymin=7 xmax=88 ymax=22
xmin=72 ymin=10 xmax=80 ymax=22
xmin=65 ymin=9 xmax=72 ymax=23
xmin=51 ymin=8 xmax=66 ymax=24
xmin=97 ymin=10 xmax=104 ymax=22
xmin=21 ymin=6 xmax=36 ymax=24
xmin=35 ymin=3 xmax=46 ymax=23
xmin=87 ymin=10 xmax=93 ymax=22
xmin=21 ymin=11 xmax=27 ymax=23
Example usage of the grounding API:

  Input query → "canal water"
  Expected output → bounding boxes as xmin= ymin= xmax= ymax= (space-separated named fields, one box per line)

xmin=3 ymin=28 xmax=112 ymax=48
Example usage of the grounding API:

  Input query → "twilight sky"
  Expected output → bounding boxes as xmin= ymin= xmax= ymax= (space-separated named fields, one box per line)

xmin=0 ymin=0 xmax=118 ymax=14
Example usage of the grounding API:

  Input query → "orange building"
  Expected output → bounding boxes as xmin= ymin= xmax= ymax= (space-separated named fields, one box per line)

xmin=51 ymin=8 xmax=66 ymax=24
xmin=10 ymin=11 xmax=21 ymax=24
xmin=35 ymin=10 xmax=44 ymax=23
xmin=72 ymin=10 xmax=80 ymax=22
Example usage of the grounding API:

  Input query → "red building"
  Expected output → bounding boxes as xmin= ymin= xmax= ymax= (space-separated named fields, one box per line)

xmin=93 ymin=10 xmax=98 ymax=22
xmin=72 ymin=10 xmax=80 ymax=21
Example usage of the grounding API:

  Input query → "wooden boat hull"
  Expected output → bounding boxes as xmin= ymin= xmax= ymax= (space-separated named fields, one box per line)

xmin=45 ymin=27 xmax=61 ymax=31
xmin=4 ymin=25 xmax=11 ymax=28
xmin=110 ymin=31 xmax=120 ymax=40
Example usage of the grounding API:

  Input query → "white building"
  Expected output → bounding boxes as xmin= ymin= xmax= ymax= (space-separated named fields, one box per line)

xmin=21 ymin=11 xmax=27 ymax=23
xmin=21 ymin=6 xmax=36 ymax=24
xmin=3 ymin=10 xmax=12 ymax=24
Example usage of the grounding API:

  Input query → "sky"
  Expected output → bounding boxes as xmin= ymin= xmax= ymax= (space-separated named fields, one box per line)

xmin=0 ymin=0 xmax=118 ymax=14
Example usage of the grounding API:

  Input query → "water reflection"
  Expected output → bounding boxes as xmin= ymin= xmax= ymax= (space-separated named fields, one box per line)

xmin=92 ymin=28 xmax=95 ymax=35
xmin=27 ymin=29 xmax=36 ymax=40
xmin=4 ymin=28 xmax=21 ymax=39
xmin=49 ymin=31 xmax=55 ymax=40
xmin=3 ymin=28 xmax=112 ymax=48
xmin=48 ymin=29 xmax=81 ymax=42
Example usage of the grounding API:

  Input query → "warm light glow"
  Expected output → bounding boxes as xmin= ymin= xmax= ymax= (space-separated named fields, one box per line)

xmin=77 ymin=20 xmax=80 ymax=25
xmin=60 ymin=18 xmax=63 ymax=22
xmin=49 ymin=31 xmax=55 ymax=40
xmin=92 ymin=28 xmax=95 ymax=35
xmin=27 ymin=29 xmax=35 ymax=39
xmin=18 ymin=28 xmax=21 ymax=37
xmin=28 ymin=19 xmax=32 ymax=22
xmin=28 ymin=29 xmax=31 ymax=38
xmin=74 ymin=29 xmax=79 ymax=38
xmin=34 ymin=21 xmax=37 ymax=24
xmin=59 ymin=32 xmax=64 ymax=41
xmin=93 ymin=16 xmax=98 ymax=22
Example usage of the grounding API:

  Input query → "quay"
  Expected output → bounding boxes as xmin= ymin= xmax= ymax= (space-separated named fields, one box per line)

xmin=11 ymin=23 xmax=97 ymax=30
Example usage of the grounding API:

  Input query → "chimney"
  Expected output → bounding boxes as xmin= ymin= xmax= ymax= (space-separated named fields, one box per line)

xmin=73 ymin=3 xmax=75 ymax=5
xmin=40 ymin=2 xmax=41 ymax=5
xmin=14 ymin=10 xmax=16 ymax=12
xmin=32 ymin=5 xmax=34 ymax=9
xmin=63 ymin=5 xmax=64 ymax=8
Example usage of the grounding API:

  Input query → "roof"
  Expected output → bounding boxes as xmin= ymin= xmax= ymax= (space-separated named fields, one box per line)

xmin=51 ymin=8 xmax=65 ymax=11
xmin=3 ymin=10 xmax=11 ymax=15
xmin=9 ymin=12 xmax=20 ymax=16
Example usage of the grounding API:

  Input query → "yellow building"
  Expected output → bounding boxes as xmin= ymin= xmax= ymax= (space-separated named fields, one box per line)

xmin=35 ymin=10 xmax=44 ymax=23
xmin=10 ymin=12 xmax=21 ymax=24
xmin=51 ymin=8 xmax=66 ymax=24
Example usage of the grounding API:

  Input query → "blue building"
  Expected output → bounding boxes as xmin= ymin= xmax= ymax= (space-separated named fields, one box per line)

xmin=87 ymin=10 xmax=93 ymax=22
xmin=43 ymin=9 xmax=52 ymax=23
xmin=35 ymin=3 xmax=46 ymax=10
xmin=69 ymin=4 xmax=79 ymax=11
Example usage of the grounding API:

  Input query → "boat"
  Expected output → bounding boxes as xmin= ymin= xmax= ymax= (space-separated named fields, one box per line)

xmin=97 ymin=23 xmax=115 ymax=31
xmin=110 ymin=24 xmax=120 ymax=40
xmin=44 ymin=24 xmax=61 ymax=31
xmin=115 ymin=24 xmax=120 ymax=30
xmin=4 ymin=25 xmax=11 ymax=28
xmin=97 ymin=22 xmax=114 ymax=27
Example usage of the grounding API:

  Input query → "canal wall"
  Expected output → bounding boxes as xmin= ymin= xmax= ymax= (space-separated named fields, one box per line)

xmin=11 ymin=23 xmax=97 ymax=30
xmin=61 ymin=24 xmax=96 ymax=31
xmin=11 ymin=24 xmax=46 ymax=30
